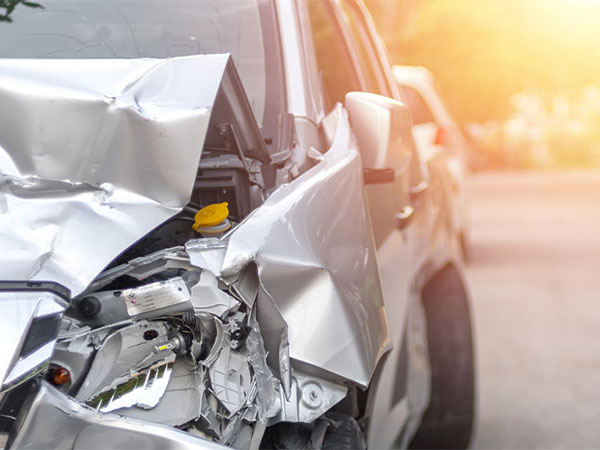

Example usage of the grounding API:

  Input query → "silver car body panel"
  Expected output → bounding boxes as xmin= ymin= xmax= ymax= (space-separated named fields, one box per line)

xmin=216 ymin=107 xmax=391 ymax=386
xmin=11 ymin=382 xmax=228 ymax=450
xmin=0 ymin=45 xmax=389 ymax=412
xmin=0 ymin=2 xmax=467 ymax=448
xmin=0 ymin=55 xmax=229 ymax=296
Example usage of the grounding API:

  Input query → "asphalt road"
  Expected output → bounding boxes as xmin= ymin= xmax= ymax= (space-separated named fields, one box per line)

xmin=466 ymin=170 xmax=600 ymax=449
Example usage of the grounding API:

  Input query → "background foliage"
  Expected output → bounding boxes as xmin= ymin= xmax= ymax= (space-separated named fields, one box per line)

xmin=366 ymin=0 xmax=600 ymax=124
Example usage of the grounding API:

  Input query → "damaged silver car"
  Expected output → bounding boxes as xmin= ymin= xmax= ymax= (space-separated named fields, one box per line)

xmin=0 ymin=0 xmax=474 ymax=449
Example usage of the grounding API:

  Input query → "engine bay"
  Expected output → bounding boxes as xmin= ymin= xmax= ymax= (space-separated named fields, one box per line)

xmin=51 ymin=246 xmax=284 ymax=447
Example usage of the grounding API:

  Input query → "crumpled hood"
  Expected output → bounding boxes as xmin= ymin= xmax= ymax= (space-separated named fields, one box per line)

xmin=0 ymin=55 xmax=229 ymax=296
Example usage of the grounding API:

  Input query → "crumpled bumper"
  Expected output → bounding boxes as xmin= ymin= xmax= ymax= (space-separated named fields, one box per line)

xmin=9 ymin=382 xmax=227 ymax=450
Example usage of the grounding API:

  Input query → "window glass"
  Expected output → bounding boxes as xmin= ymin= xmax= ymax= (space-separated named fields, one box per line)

xmin=307 ymin=0 xmax=361 ymax=112
xmin=339 ymin=1 xmax=391 ymax=97
xmin=400 ymin=86 xmax=435 ymax=125
xmin=0 ymin=0 xmax=274 ymax=133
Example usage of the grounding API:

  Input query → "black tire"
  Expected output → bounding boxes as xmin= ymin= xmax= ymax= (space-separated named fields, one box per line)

xmin=322 ymin=412 xmax=366 ymax=450
xmin=409 ymin=265 xmax=475 ymax=450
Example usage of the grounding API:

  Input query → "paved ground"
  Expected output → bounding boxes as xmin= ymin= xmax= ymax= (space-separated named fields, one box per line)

xmin=466 ymin=170 xmax=600 ymax=449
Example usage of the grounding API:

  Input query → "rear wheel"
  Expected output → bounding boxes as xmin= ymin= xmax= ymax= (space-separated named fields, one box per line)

xmin=410 ymin=265 xmax=475 ymax=449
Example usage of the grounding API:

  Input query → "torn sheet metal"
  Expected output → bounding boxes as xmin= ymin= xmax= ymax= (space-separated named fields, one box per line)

xmin=208 ymin=345 xmax=252 ymax=414
xmin=274 ymin=372 xmax=348 ymax=424
xmin=87 ymin=361 xmax=174 ymax=412
xmin=0 ymin=55 xmax=229 ymax=296
xmin=11 ymin=382 xmax=227 ymax=450
xmin=191 ymin=271 xmax=240 ymax=317
xmin=186 ymin=239 xmax=228 ymax=276
xmin=190 ymin=108 xmax=391 ymax=387
xmin=246 ymin=307 xmax=281 ymax=419
xmin=76 ymin=321 xmax=175 ymax=402
xmin=117 ymin=357 xmax=208 ymax=428
xmin=85 ymin=247 xmax=194 ymax=293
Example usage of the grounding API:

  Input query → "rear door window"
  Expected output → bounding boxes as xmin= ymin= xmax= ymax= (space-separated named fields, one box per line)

xmin=400 ymin=86 xmax=435 ymax=125
xmin=338 ymin=0 xmax=392 ymax=98
xmin=307 ymin=0 xmax=361 ymax=112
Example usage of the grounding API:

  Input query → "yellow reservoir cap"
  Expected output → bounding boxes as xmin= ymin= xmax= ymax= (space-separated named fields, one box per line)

xmin=194 ymin=202 xmax=229 ymax=227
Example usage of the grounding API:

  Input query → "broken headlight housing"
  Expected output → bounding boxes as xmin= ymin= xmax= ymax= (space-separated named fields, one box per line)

xmin=0 ymin=282 xmax=69 ymax=393
xmin=0 ymin=282 xmax=69 ymax=434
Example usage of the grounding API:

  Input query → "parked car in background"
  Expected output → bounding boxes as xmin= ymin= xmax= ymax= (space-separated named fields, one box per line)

xmin=0 ymin=1 xmax=473 ymax=449
xmin=393 ymin=65 xmax=471 ymax=259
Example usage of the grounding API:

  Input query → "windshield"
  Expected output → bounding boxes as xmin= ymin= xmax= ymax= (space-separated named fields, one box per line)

xmin=0 ymin=0 xmax=282 ymax=144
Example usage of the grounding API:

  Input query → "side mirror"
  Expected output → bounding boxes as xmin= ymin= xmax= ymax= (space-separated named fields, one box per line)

xmin=345 ymin=92 xmax=414 ymax=175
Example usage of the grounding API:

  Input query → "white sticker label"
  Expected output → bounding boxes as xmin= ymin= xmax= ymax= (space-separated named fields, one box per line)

xmin=123 ymin=277 xmax=190 ymax=316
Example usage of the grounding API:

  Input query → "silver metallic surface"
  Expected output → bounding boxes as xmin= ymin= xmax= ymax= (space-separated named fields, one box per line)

xmin=76 ymin=321 xmax=174 ymax=401
xmin=0 ymin=53 xmax=390 ymax=390
xmin=0 ymin=55 xmax=229 ymax=296
xmin=10 ymin=382 xmax=228 ymax=450
xmin=0 ymin=1 xmax=473 ymax=447
xmin=246 ymin=308 xmax=281 ymax=419
xmin=193 ymin=109 xmax=390 ymax=387
xmin=274 ymin=372 xmax=347 ymax=424
xmin=116 ymin=357 xmax=208 ymax=427
xmin=52 ymin=320 xmax=106 ymax=393
xmin=85 ymin=247 xmax=194 ymax=293
xmin=208 ymin=344 xmax=252 ymax=414
xmin=0 ymin=290 xmax=67 ymax=388
xmin=88 ymin=361 xmax=174 ymax=413
xmin=191 ymin=271 xmax=240 ymax=317
xmin=123 ymin=277 xmax=190 ymax=317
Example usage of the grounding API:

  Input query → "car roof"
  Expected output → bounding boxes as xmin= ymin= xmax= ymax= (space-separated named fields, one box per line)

xmin=392 ymin=65 xmax=434 ymax=88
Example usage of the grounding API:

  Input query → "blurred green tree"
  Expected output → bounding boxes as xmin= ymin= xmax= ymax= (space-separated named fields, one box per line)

xmin=0 ymin=0 xmax=42 ymax=21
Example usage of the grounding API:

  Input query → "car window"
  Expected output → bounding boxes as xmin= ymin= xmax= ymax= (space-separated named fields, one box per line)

xmin=0 ymin=0 xmax=286 ymax=156
xmin=307 ymin=0 xmax=361 ymax=112
xmin=339 ymin=0 xmax=392 ymax=98
xmin=400 ymin=86 xmax=435 ymax=125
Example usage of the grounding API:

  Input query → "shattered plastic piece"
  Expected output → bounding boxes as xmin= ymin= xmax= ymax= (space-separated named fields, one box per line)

xmin=190 ymin=271 xmax=239 ymax=317
xmin=246 ymin=308 xmax=281 ymax=420
xmin=228 ymin=263 xmax=259 ymax=307
xmin=87 ymin=361 xmax=174 ymax=412
xmin=201 ymin=319 xmax=226 ymax=368
xmin=86 ymin=247 xmax=194 ymax=293
xmin=186 ymin=239 xmax=228 ymax=276
xmin=307 ymin=146 xmax=325 ymax=162
xmin=228 ymin=422 xmax=253 ymax=449
xmin=228 ymin=320 xmax=250 ymax=350
xmin=208 ymin=344 xmax=251 ymax=414
xmin=76 ymin=321 xmax=175 ymax=402
xmin=255 ymin=286 xmax=292 ymax=400
xmin=118 ymin=357 xmax=207 ymax=428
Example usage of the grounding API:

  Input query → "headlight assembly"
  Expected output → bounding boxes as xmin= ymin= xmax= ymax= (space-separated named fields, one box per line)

xmin=0 ymin=282 xmax=69 ymax=394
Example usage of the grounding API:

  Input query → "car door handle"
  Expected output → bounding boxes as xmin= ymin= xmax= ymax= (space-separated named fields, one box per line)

xmin=395 ymin=205 xmax=414 ymax=230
